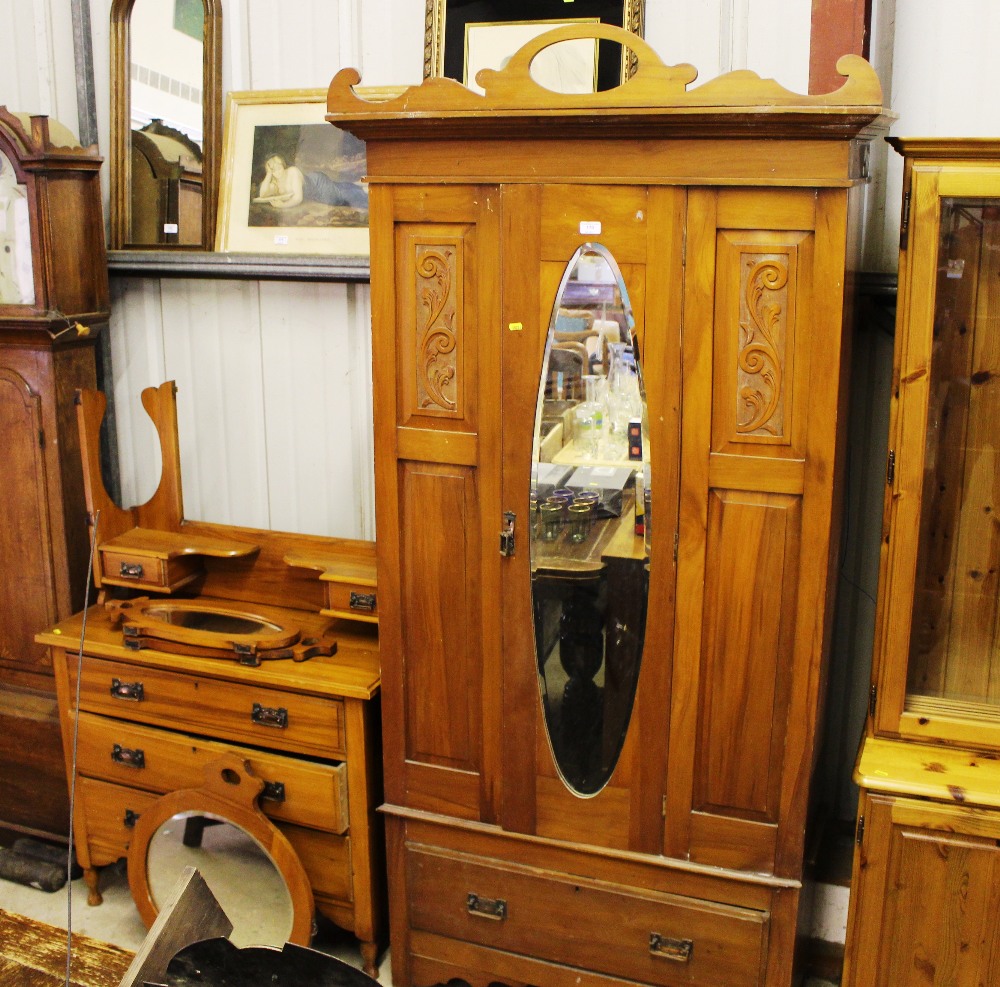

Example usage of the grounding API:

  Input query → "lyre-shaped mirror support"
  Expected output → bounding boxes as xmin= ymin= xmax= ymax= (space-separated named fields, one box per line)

xmin=110 ymin=0 xmax=222 ymax=250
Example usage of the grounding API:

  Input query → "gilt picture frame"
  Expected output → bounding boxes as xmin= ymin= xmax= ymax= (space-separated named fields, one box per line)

xmin=215 ymin=87 xmax=399 ymax=256
xmin=423 ymin=0 xmax=646 ymax=91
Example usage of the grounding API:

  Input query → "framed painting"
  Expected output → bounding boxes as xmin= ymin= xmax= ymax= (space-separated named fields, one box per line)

xmin=216 ymin=88 xmax=398 ymax=256
xmin=423 ymin=0 xmax=646 ymax=92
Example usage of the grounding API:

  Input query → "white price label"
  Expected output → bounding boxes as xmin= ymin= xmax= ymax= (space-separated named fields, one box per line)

xmin=273 ymin=234 xmax=289 ymax=245
xmin=162 ymin=223 xmax=178 ymax=234
xmin=579 ymin=221 xmax=602 ymax=235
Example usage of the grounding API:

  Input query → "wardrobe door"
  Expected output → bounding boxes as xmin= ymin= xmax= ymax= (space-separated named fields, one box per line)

xmin=499 ymin=183 xmax=683 ymax=855
xmin=667 ymin=187 xmax=849 ymax=876
xmin=373 ymin=183 xmax=504 ymax=824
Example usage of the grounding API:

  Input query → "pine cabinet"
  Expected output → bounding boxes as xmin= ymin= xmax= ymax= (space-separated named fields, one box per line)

xmin=844 ymin=140 xmax=1000 ymax=985
xmin=328 ymin=29 xmax=888 ymax=987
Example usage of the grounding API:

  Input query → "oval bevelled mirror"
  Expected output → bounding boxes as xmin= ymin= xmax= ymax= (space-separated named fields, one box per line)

xmin=530 ymin=242 xmax=650 ymax=796
xmin=110 ymin=0 xmax=222 ymax=249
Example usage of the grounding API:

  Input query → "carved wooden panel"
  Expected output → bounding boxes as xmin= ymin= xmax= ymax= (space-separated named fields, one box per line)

xmin=397 ymin=227 xmax=474 ymax=427
xmin=713 ymin=231 xmax=810 ymax=454
xmin=693 ymin=489 xmax=801 ymax=822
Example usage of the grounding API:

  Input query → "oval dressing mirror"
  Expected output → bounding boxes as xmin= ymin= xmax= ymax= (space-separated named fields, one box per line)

xmin=147 ymin=812 xmax=293 ymax=947
xmin=128 ymin=755 xmax=315 ymax=946
xmin=110 ymin=0 xmax=221 ymax=249
xmin=530 ymin=243 xmax=650 ymax=796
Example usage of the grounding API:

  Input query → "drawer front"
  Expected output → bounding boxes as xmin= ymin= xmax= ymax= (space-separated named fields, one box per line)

xmin=73 ymin=655 xmax=345 ymax=759
xmin=325 ymin=583 xmax=379 ymax=623
xmin=100 ymin=550 xmax=201 ymax=592
xmin=78 ymin=776 xmax=155 ymax=865
xmin=75 ymin=712 xmax=349 ymax=834
xmin=407 ymin=846 xmax=768 ymax=987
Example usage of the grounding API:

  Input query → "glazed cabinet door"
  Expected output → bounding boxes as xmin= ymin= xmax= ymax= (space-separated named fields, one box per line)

xmin=499 ymin=183 xmax=683 ymax=854
xmin=371 ymin=182 xmax=503 ymax=823
xmin=666 ymin=188 xmax=850 ymax=877
xmin=873 ymin=167 xmax=1000 ymax=749
xmin=844 ymin=792 xmax=1000 ymax=987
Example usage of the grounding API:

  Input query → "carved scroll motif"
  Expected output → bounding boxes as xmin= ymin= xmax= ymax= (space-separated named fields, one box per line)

xmin=737 ymin=258 xmax=788 ymax=436
xmin=415 ymin=245 xmax=459 ymax=413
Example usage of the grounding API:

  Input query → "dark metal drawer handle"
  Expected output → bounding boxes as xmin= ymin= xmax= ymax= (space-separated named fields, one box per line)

xmin=349 ymin=591 xmax=377 ymax=612
xmin=251 ymin=703 xmax=288 ymax=729
xmin=118 ymin=561 xmax=144 ymax=579
xmin=261 ymin=781 xmax=286 ymax=804
xmin=110 ymin=678 xmax=144 ymax=702
xmin=111 ymin=744 xmax=145 ymax=769
xmin=649 ymin=934 xmax=693 ymax=963
xmin=466 ymin=893 xmax=506 ymax=921
xmin=123 ymin=809 xmax=140 ymax=829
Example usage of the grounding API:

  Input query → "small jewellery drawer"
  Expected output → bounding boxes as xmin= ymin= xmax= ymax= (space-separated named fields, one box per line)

xmin=100 ymin=549 xmax=201 ymax=593
xmin=75 ymin=712 xmax=349 ymax=834
xmin=324 ymin=582 xmax=378 ymax=623
xmin=72 ymin=656 xmax=346 ymax=760
xmin=406 ymin=846 xmax=769 ymax=987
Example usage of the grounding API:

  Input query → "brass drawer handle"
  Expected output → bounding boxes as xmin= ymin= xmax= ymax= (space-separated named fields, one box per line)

xmin=649 ymin=933 xmax=693 ymax=963
xmin=111 ymin=744 xmax=145 ymax=769
xmin=349 ymin=591 xmax=377 ymax=613
xmin=466 ymin=893 xmax=506 ymax=921
xmin=251 ymin=703 xmax=288 ymax=729
xmin=118 ymin=561 xmax=144 ymax=579
xmin=110 ymin=678 xmax=144 ymax=702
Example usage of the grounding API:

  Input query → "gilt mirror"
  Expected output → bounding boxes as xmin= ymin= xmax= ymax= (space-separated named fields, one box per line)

xmin=423 ymin=0 xmax=646 ymax=91
xmin=110 ymin=0 xmax=222 ymax=249
xmin=530 ymin=243 xmax=650 ymax=795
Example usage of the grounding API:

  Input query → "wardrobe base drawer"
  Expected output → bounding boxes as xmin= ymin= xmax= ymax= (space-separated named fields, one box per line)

xmin=406 ymin=844 xmax=769 ymax=987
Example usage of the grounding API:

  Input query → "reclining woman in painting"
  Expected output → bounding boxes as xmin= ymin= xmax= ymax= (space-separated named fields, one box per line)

xmin=252 ymin=152 xmax=367 ymax=210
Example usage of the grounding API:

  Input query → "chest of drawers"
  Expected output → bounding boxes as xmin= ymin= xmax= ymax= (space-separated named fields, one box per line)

xmin=37 ymin=600 xmax=384 ymax=975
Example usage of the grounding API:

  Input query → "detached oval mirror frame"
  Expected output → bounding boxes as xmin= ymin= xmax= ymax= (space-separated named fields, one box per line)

xmin=110 ymin=0 xmax=222 ymax=250
xmin=127 ymin=755 xmax=315 ymax=946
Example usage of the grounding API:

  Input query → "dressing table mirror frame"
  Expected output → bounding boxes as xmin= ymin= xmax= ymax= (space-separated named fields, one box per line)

xmin=110 ymin=0 xmax=222 ymax=250
xmin=127 ymin=754 xmax=315 ymax=946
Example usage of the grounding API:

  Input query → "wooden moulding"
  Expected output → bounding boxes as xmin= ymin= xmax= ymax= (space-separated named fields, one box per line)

xmin=327 ymin=22 xmax=892 ymax=142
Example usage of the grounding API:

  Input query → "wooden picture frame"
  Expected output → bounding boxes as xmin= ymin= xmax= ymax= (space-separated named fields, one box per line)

xmin=216 ymin=88 xmax=397 ymax=256
xmin=423 ymin=0 xmax=646 ymax=90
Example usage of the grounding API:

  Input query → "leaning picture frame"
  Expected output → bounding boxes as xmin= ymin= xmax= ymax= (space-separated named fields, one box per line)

xmin=215 ymin=88 xmax=398 ymax=256
xmin=423 ymin=0 xmax=646 ymax=91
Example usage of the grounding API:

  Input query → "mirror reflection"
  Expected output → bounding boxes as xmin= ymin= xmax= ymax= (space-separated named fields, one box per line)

xmin=141 ymin=604 xmax=283 ymax=635
xmin=530 ymin=243 xmax=650 ymax=796
xmin=148 ymin=811 xmax=293 ymax=947
xmin=128 ymin=0 xmax=204 ymax=245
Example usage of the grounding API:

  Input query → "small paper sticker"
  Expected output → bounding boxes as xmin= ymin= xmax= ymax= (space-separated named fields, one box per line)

xmin=579 ymin=221 xmax=602 ymax=235
xmin=162 ymin=223 xmax=178 ymax=234
xmin=273 ymin=234 xmax=289 ymax=245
